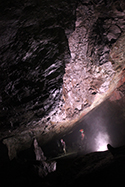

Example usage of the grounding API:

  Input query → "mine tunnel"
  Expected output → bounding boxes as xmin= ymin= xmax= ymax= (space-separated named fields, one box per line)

xmin=0 ymin=0 xmax=125 ymax=186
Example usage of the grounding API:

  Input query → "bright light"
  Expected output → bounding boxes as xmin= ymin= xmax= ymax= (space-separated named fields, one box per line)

xmin=95 ymin=132 xmax=110 ymax=151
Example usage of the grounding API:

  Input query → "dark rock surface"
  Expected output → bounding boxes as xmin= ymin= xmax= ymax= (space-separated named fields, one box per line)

xmin=1 ymin=0 xmax=125 ymax=132
xmin=0 ymin=0 xmax=76 ymax=129
xmin=33 ymin=138 xmax=56 ymax=178
xmin=0 ymin=0 xmax=125 ymax=167
xmin=0 ymin=0 xmax=125 ymax=130
xmin=1 ymin=2 xmax=125 ymax=187
xmin=1 ymin=141 xmax=125 ymax=187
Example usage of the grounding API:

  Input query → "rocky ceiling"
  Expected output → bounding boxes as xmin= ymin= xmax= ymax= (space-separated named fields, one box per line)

xmin=0 ymin=0 xmax=125 ymax=159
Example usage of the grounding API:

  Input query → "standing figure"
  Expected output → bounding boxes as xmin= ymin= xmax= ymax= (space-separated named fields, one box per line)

xmin=79 ymin=129 xmax=85 ymax=141
xmin=78 ymin=129 xmax=85 ymax=151
xmin=61 ymin=139 xmax=66 ymax=154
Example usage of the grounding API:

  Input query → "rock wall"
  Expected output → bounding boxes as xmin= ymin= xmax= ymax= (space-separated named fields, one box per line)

xmin=1 ymin=0 xmax=125 ymax=159
xmin=0 ymin=0 xmax=77 ymax=129
xmin=51 ymin=0 xmax=125 ymax=121
xmin=1 ymin=0 xmax=125 ymax=130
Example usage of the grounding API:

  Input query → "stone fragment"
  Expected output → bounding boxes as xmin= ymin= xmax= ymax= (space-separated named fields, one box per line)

xmin=33 ymin=139 xmax=56 ymax=178
xmin=107 ymin=25 xmax=121 ymax=41
xmin=74 ymin=102 xmax=82 ymax=111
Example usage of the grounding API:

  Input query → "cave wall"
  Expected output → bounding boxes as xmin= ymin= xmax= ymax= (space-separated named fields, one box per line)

xmin=0 ymin=0 xmax=77 ymax=129
xmin=57 ymin=0 xmax=125 ymax=120
xmin=1 ymin=0 xmax=125 ymax=160
xmin=86 ymin=0 xmax=125 ymax=64
xmin=0 ymin=0 xmax=125 ymax=132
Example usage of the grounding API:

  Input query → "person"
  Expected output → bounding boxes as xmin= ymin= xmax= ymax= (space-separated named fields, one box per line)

xmin=60 ymin=139 xmax=66 ymax=154
xmin=79 ymin=129 xmax=85 ymax=141
xmin=78 ymin=129 xmax=85 ymax=151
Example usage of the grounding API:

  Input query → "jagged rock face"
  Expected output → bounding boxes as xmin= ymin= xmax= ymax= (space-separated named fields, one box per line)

xmin=0 ymin=0 xmax=125 ymax=152
xmin=54 ymin=0 xmax=125 ymax=120
xmin=0 ymin=0 xmax=76 ymax=129
xmin=87 ymin=7 xmax=125 ymax=65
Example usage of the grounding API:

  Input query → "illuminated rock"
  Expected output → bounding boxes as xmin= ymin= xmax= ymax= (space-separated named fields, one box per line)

xmin=1 ymin=0 xmax=125 ymax=160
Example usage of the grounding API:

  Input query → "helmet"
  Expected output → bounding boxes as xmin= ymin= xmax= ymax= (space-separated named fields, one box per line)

xmin=79 ymin=129 xmax=84 ymax=133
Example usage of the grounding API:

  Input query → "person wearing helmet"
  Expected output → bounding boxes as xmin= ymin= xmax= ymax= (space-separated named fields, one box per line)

xmin=79 ymin=129 xmax=85 ymax=141
xmin=78 ymin=129 xmax=85 ymax=151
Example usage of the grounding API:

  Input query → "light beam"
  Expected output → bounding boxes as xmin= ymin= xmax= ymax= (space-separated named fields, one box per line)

xmin=95 ymin=132 xmax=110 ymax=151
